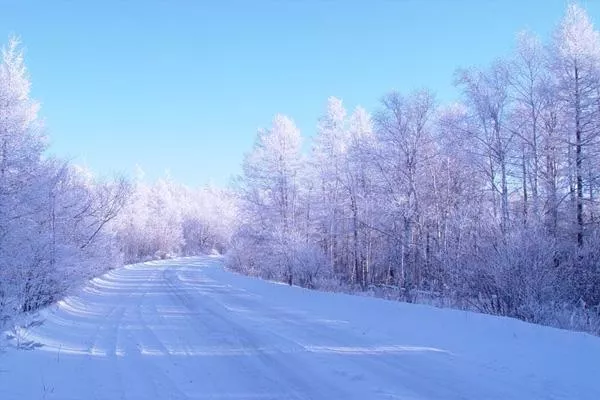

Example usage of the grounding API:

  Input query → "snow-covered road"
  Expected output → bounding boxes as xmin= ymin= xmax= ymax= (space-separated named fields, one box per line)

xmin=2 ymin=255 xmax=599 ymax=399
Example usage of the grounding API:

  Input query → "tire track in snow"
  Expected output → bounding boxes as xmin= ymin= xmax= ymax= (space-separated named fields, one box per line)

xmin=129 ymin=265 xmax=190 ymax=399
xmin=163 ymin=266 xmax=353 ymax=400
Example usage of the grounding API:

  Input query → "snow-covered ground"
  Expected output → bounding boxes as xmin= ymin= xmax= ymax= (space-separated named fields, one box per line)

xmin=1 ymin=255 xmax=599 ymax=399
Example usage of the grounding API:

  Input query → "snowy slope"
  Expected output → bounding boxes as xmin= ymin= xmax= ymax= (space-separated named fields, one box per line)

xmin=1 ymin=255 xmax=599 ymax=399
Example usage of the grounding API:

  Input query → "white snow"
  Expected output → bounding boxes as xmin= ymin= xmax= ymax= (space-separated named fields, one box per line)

xmin=1 ymin=255 xmax=599 ymax=399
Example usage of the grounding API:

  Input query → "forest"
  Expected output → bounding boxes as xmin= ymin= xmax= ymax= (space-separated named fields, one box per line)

xmin=1 ymin=3 xmax=599 ymax=337
xmin=229 ymin=3 xmax=600 ymax=334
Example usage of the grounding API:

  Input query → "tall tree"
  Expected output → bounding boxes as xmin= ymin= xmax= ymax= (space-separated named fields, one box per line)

xmin=551 ymin=3 xmax=600 ymax=245
xmin=312 ymin=97 xmax=348 ymax=275
xmin=455 ymin=62 xmax=515 ymax=236
xmin=237 ymin=114 xmax=305 ymax=284
xmin=508 ymin=31 xmax=548 ymax=225
xmin=373 ymin=90 xmax=436 ymax=293
xmin=344 ymin=106 xmax=376 ymax=287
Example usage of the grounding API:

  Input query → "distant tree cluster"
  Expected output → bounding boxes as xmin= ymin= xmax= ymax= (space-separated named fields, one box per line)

xmin=115 ymin=174 xmax=236 ymax=263
xmin=229 ymin=4 xmax=600 ymax=334
xmin=0 ymin=38 xmax=129 ymax=332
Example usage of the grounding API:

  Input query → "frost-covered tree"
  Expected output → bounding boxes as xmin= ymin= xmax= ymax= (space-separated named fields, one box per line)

xmin=344 ymin=106 xmax=377 ymax=287
xmin=455 ymin=62 xmax=515 ymax=236
xmin=311 ymin=97 xmax=349 ymax=275
xmin=231 ymin=115 xmax=313 ymax=285
xmin=551 ymin=3 xmax=600 ymax=246
xmin=508 ymin=31 xmax=548 ymax=225
xmin=373 ymin=90 xmax=437 ymax=292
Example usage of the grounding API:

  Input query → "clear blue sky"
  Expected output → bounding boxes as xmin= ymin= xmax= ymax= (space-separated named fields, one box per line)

xmin=1 ymin=0 xmax=597 ymax=187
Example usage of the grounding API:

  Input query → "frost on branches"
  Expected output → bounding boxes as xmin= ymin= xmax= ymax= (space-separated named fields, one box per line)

xmin=0 ymin=38 xmax=129 ymax=337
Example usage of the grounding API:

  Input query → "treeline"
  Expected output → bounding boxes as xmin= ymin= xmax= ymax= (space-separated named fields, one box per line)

xmin=229 ymin=4 xmax=600 ymax=334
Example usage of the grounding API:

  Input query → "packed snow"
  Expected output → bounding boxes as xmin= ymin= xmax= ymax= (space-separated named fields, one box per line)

xmin=1 ymin=255 xmax=599 ymax=399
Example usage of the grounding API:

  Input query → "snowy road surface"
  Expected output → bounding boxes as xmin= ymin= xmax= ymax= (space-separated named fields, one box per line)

xmin=2 ymin=256 xmax=599 ymax=399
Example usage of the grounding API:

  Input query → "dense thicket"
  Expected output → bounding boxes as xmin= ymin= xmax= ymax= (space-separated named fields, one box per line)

xmin=229 ymin=4 xmax=600 ymax=334
xmin=0 ymin=38 xmax=129 ymax=332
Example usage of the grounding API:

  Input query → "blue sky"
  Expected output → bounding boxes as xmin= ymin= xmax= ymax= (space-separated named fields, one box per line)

xmin=1 ymin=0 xmax=598 ymax=187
